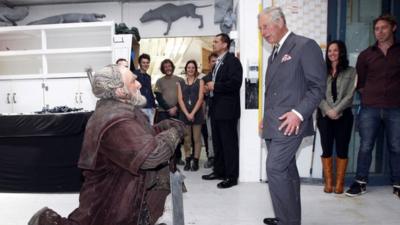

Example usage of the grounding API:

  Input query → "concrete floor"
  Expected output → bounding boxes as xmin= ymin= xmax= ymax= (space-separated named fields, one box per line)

xmin=0 ymin=163 xmax=399 ymax=225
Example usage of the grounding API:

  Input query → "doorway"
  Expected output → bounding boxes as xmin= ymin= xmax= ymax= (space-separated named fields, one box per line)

xmin=138 ymin=36 xmax=214 ymax=84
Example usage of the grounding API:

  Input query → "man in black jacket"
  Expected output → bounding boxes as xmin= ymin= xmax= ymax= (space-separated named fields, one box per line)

xmin=202 ymin=33 xmax=243 ymax=189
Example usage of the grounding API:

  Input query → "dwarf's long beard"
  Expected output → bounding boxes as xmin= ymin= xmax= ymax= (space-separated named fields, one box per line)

xmin=130 ymin=91 xmax=147 ymax=108
xmin=122 ymin=87 xmax=147 ymax=108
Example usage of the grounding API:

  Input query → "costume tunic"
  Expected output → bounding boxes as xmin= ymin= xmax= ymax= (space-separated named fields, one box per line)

xmin=64 ymin=99 xmax=182 ymax=225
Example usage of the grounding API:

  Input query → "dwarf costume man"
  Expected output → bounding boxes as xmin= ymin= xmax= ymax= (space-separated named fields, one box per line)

xmin=28 ymin=65 xmax=185 ymax=225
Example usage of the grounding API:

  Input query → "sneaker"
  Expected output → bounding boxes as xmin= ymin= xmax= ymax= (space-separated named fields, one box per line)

xmin=393 ymin=185 xmax=400 ymax=199
xmin=345 ymin=180 xmax=367 ymax=197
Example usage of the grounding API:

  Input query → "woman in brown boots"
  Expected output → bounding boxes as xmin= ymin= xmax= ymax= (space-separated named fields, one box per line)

xmin=317 ymin=40 xmax=357 ymax=194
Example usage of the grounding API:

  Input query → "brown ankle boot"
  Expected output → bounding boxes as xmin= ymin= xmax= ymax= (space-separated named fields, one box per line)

xmin=335 ymin=157 xmax=348 ymax=194
xmin=321 ymin=157 xmax=333 ymax=193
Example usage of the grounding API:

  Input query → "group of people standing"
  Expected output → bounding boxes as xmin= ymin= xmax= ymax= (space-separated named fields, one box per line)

xmin=153 ymin=33 xmax=243 ymax=190
xmin=117 ymin=32 xmax=242 ymax=191
xmin=318 ymin=14 xmax=400 ymax=199
xmin=27 ymin=5 xmax=399 ymax=225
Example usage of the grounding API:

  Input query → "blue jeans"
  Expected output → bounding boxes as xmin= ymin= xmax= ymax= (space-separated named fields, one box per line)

xmin=355 ymin=106 xmax=400 ymax=185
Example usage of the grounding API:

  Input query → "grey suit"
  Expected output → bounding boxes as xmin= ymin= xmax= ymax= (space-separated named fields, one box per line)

xmin=262 ymin=33 xmax=326 ymax=225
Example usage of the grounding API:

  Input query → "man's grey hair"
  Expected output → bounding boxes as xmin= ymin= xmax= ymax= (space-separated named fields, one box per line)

xmin=259 ymin=6 xmax=286 ymax=25
xmin=91 ymin=64 xmax=124 ymax=99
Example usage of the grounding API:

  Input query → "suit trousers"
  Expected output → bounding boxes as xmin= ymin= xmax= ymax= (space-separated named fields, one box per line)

xmin=265 ymin=136 xmax=303 ymax=225
xmin=211 ymin=118 xmax=239 ymax=179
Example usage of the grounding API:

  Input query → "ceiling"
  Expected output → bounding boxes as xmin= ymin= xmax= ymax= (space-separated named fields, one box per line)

xmin=2 ymin=0 xmax=193 ymax=6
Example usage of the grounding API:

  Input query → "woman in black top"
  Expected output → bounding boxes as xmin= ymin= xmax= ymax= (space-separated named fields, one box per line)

xmin=177 ymin=60 xmax=205 ymax=171
xmin=318 ymin=40 xmax=357 ymax=194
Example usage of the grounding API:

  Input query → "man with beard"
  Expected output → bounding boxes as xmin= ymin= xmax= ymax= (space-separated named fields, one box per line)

xmin=28 ymin=64 xmax=185 ymax=225
xmin=154 ymin=59 xmax=185 ymax=165
xmin=345 ymin=14 xmax=400 ymax=198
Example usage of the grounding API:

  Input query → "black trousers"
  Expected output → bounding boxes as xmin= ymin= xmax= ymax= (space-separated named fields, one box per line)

xmin=201 ymin=123 xmax=209 ymax=157
xmin=317 ymin=108 xmax=354 ymax=159
xmin=211 ymin=117 xmax=239 ymax=179
xmin=155 ymin=111 xmax=182 ymax=160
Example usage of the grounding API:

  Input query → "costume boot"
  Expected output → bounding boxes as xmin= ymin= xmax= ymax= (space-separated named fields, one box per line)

xmin=28 ymin=207 xmax=62 ymax=225
xmin=321 ymin=156 xmax=333 ymax=193
xmin=335 ymin=157 xmax=348 ymax=194
xmin=183 ymin=157 xmax=191 ymax=171
xmin=191 ymin=158 xmax=199 ymax=171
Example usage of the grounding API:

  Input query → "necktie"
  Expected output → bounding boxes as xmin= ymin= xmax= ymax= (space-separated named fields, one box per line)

xmin=212 ymin=59 xmax=222 ymax=82
xmin=271 ymin=44 xmax=280 ymax=61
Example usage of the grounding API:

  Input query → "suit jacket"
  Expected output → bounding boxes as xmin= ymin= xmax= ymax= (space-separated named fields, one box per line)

xmin=262 ymin=33 xmax=326 ymax=139
xmin=205 ymin=52 xmax=243 ymax=120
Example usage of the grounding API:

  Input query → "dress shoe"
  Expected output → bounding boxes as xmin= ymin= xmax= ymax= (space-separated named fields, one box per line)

xmin=217 ymin=178 xmax=238 ymax=189
xmin=263 ymin=217 xmax=279 ymax=225
xmin=202 ymin=172 xmax=223 ymax=180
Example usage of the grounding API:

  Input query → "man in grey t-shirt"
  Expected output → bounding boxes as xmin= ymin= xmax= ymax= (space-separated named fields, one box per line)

xmin=154 ymin=59 xmax=185 ymax=165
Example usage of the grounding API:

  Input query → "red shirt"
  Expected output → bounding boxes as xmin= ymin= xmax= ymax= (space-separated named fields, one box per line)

xmin=356 ymin=41 xmax=400 ymax=107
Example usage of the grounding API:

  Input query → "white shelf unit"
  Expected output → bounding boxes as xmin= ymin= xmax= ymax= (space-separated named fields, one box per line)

xmin=0 ymin=21 xmax=114 ymax=78
xmin=0 ymin=22 xmax=114 ymax=113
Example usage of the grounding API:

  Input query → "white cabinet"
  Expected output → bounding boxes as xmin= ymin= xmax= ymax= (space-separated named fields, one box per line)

xmin=78 ymin=77 xmax=98 ymax=110
xmin=0 ymin=79 xmax=44 ymax=113
xmin=44 ymin=77 xmax=97 ymax=111
xmin=0 ymin=22 xmax=114 ymax=113
xmin=43 ymin=78 xmax=79 ymax=110
xmin=0 ymin=81 xmax=13 ymax=113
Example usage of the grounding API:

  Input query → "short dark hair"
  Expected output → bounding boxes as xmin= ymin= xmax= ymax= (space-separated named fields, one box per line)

xmin=115 ymin=58 xmax=127 ymax=64
xmin=160 ymin=59 xmax=175 ymax=74
xmin=184 ymin=60 xmax=199 ymax=77
xmin=325 ymin=40 xmax=349 ymax=75
xmin=138 ymin=53 xmax=150 ymax=64
xmin=208 ymin=52 xmax=218 ymax=61
xmin=373 ymin=14 xmax=397 ymax=33
xmin=216 ymin=33 xmax=231 ymax=50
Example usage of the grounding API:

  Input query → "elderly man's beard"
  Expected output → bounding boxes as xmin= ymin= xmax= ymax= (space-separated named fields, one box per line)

xmin=131 ymin=90 xmax=147 ymax=107
xmin=121 ymin=86 xmax=147 ymax=108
